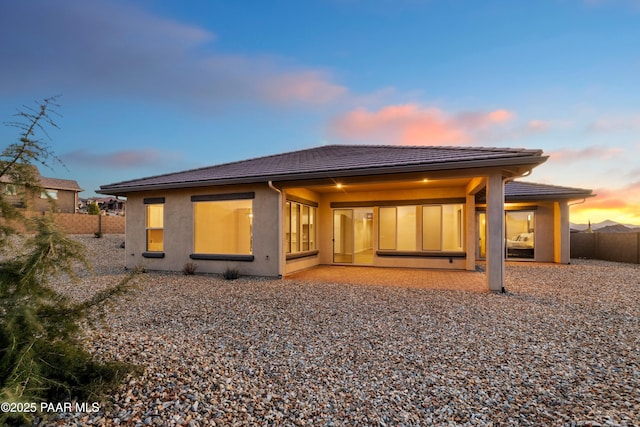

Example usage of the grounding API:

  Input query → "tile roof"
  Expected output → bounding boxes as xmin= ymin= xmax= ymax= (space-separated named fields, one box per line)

xmin=40 ymin=176 xmax=83 ymax=192
xmin=476 ymin=181 xmax=594 ymax=203
xmin=0 ymin=165 xmax=83 ymax=191
xmin=100 ymin=144 xmax=547 ymax=194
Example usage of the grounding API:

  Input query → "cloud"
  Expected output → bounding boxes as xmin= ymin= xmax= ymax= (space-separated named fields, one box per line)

xmin=0 ymin=0 xmax=347 ymax=109
xmin=573 ymin=181 xmax=640 ymax=224
xmin=63 ymin=149 xmax=177 ymax=169
xmin=547 ymin=145 xmax=623 ymax=163
xmin=328 ymin=104 xmax=516 ymax=145
xmin=586 ymin=115 xmax=640 ymax=133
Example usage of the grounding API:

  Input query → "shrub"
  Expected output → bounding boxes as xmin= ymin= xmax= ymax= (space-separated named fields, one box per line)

xmin=132 ymin=264 xmax=147 ymax=274
xmin=222 ymin=266 xmax=240 ymax=280
xmin=87 ymin=202 xmax=101 ymax=215
xmin=0 ymin=217 xmax=140 ymax=425
xmin=182 ymin=262 xmax=198 ymax=275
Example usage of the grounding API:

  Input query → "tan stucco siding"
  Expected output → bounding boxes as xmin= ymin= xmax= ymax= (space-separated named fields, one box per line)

xmin=125 ymin=184 xmax=280 ymax=276
xmin=25 ymin=189 xmax=78 ymax=213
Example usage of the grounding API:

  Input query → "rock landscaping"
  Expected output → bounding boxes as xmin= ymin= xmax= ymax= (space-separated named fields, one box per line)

xmin=42 ymin=235 xmax=639 ymax=426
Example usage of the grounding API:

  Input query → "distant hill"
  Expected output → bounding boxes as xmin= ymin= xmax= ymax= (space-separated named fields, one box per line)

xmin=571 ymin=220 xmax=640 ymax=233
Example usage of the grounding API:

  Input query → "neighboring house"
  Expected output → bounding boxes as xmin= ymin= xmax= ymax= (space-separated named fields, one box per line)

xmin=2 ymin=167 xmax=83 ymax=213
xmin=81 ymin=197 xmax=126 ymax=214
xmin=99 ymin=145 xmax=593 ymax=292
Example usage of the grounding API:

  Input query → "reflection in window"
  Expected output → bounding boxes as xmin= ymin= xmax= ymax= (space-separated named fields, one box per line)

xmin=194 ymin=200 xmax=253 ymax=254
xmin=41 ymin=189 xmax=58 ymax=199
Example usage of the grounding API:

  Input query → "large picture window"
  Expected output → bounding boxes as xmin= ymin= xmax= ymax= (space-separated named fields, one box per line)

xmin=285 ymin=201 xmax=316 ymax=254
xmin=194 ymin=199 xmax=253 ymax=255
xmin=379 ymin=203 xmax=464 ymax=253
xmin=145 ymin=203 xmax=164 ymax=252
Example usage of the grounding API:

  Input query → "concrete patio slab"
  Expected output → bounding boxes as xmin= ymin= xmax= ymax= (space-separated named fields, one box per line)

xmin=285 ymin=265 xmax=487 ymax=292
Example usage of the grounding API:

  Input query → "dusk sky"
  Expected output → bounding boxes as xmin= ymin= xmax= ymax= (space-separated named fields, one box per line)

xmin=1 ymin=0 xmax=639 ymax=225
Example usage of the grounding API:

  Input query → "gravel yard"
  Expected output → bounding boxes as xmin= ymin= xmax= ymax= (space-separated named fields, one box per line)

xmin=43 ymin=235 xmax=639 ymax=426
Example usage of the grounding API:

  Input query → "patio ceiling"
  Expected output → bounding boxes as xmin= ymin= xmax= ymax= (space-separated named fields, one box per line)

xmin=300 ymin=177 xmax=475 ymax=194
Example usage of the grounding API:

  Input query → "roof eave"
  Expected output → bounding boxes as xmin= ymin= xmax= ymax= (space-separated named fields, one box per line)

xmin=99 ymin=155 xmax=548 ymax=196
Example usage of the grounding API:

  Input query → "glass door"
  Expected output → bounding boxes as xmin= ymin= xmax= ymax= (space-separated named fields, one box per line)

xmin=505 ymin=211 xmax=535 ymax=260
xmin=333 ymin=208 xmax=374 ymax=264
xmin=333 ymin=209 xmax=353 ymax=263
xmin=477 ymin=212 xmax=486 ymax=259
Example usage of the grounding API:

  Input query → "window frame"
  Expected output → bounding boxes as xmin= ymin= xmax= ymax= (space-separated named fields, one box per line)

xmin=377 ymin=203 xmax=465 ymax=256
xmin=143 ymin=197 xmax=165 ymax=257
xmin=285 ymin=198 xmax=318 ymax=259
xmin=190 ymin=192 xmax=255 ymax=261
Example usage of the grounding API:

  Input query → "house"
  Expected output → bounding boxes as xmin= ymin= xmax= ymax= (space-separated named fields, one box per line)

xmin=2 ymin=166 xmax=83 ymax=213
xmin=81 ymin=197 xmax=126 ymax=214
xmin=99 ymin=144 xmax=593 ymax=292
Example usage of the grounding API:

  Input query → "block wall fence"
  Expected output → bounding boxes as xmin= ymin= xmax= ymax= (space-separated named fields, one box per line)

xmin=571 ymin=232 xmax=640 ymax=264
xmin=5 ymin=212 xmax=125 ymax=235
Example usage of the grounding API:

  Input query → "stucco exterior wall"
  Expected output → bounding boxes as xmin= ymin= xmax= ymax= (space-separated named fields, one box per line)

xmin=125 ymin=184 xmax=280 ymax=276
xmin=531 ymin=202 xmax=554 ymax=262
xmin=8 ymin=189 xmax=78 ymax=213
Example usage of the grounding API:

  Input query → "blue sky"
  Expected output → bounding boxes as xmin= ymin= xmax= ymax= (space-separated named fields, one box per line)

xmin=1 ymin=0 xmax=639 ymax=224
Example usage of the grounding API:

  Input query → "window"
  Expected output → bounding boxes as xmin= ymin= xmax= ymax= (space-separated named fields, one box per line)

xmin=422 ymin=206 xmax=442 ymax=250
xmin=5 ymin=184 xmax=17 ymax=195
xmin=506 ymin=210 xmax=535 ymax=260
xmin=285 ymin=200 xmax=316 ymax=254
xmin=378 ymin=206 xmax=417 ymax=251
xmin=194 ymin=199 xmax=253 ymax=255
xmin=378 ymin=207 xmax=396 ymax=250
xmin=41 ymin=189 xmax=58 ymax=199
xmin=145 ymin=203 xmax=164 ymax=252
xmin=379 ymin=203 xmax=464 ymax=253
xmin=423 ymin=204 xmax=464 ymax=251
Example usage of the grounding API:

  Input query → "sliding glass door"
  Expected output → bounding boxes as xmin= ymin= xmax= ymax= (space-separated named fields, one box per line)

xmin=505 ymin=211 xmax=535 ymax=260
xmin=333 ymin=208 xmax=373 ymax=264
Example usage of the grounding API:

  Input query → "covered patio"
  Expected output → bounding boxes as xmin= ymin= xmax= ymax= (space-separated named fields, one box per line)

xmin=285 ymin=265 xmax=486 ymax=292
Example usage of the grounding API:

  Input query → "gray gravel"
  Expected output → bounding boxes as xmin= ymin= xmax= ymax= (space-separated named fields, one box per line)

xmin=40 ymin=235 xmax=639 ymax=426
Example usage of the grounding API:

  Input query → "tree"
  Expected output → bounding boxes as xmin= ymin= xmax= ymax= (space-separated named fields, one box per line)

xmin=0 ymin=98 xmax=139 ymax=425
xmin=87 ymin=201 xmax=101 ymax=215
xmin=0 ymin=97 xmax=62 ymax=245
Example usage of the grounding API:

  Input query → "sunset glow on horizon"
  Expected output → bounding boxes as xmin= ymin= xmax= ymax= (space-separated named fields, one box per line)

xmin=1 ymin=0 xmax=638 ymax=225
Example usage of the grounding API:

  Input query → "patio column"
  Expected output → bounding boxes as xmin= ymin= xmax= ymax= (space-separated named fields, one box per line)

xmin=554 ymin=201 xmax=570 ymax=264
xmin=465 ymin=193 xmax=476 ymax=271
xmin=486 ymin=172 xmax=505 ymax=293
xmin=465 ymin=177 xmax=484 ymax=272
